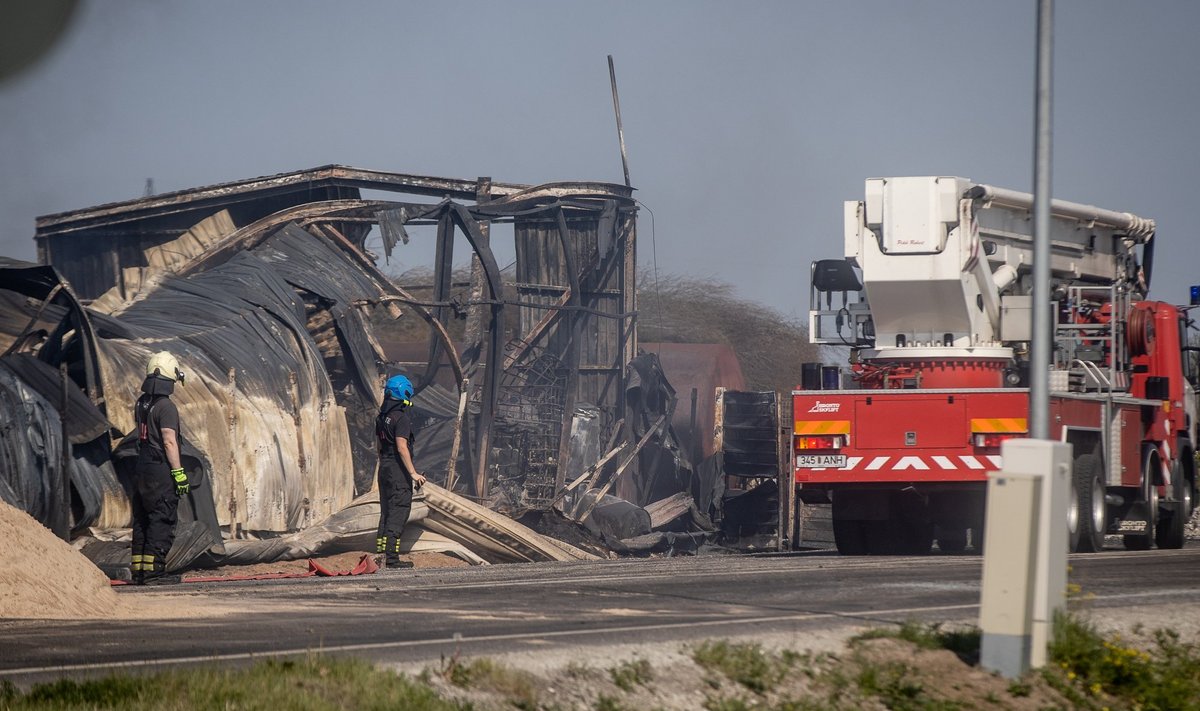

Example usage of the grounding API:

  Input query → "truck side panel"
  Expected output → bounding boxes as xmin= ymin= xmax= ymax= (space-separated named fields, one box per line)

xmin=793 ymin=389 xmax=1027 ymax=485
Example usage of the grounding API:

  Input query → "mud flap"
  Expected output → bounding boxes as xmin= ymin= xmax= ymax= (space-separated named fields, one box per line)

xmin=1114 ymin=502 xmax=1151 ymax=534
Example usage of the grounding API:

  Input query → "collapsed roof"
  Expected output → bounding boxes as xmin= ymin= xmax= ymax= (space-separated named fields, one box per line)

xmin=3 ymin=165 xmax=670 ymax=568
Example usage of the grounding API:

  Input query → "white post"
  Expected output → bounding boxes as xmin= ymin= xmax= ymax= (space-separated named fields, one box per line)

xmin=1024 ymin=440 xmax=1071 ymax=667
xmin=979 ymin=465 xmax=1041 ymax=678
xmin=979 ymin=439 xmax=1070 ymax=677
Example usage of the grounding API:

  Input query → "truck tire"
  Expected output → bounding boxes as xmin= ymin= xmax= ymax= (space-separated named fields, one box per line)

xmin=1180 ymin=441 xmax=1196 ymax=521
xmin=833 ymin=518 xmax=869 ymax=555
xmin=1073 ymin=453 xmax=1106 ymax=552
xmin=897 ymin=520 xmax=933 ymax=555
xmin=1067 ymin=469 xmax=1082 ymax=552
xmin=936 ymin=526 xmax=968 ymax=554
xmin=863 ymin=520 xmax=899 ymax=555
xmin=1123 ymin=448 xmax=1159 ymax=551
xmin=1155 ymin=460 xmax=1187 ymax=550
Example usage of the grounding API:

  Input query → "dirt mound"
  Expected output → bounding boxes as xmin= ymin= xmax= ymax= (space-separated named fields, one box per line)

xmin=0 ymin=500 xmax=136 ymax=620
xmin=843 ymin=637 xmax=1069 ymax=710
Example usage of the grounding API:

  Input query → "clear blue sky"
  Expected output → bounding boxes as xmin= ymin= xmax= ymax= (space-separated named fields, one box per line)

xmin=2 ymin=1 xmax=1198 ymax=316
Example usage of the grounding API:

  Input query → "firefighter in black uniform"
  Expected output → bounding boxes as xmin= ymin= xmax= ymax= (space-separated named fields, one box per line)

xmin=130 ymin=351 xmax=190 ymax=585
xmin=376 ymin=374 xmax=426 ymax=569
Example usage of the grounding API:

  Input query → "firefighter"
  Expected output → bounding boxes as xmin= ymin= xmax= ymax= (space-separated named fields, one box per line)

xmin=375 ymin=374 xmax=426 ymax=570
xmin=130 ymin=351 xmax=189 ymax=585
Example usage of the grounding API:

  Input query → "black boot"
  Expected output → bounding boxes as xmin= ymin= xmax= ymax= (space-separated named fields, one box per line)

xmin=143 ymin=573 xmax=182 ymax=586
xmin=141 ymin=555 xmax=181 ymax=585
xmin=382 ymin=536 xmax=413 ymax=570
xmin=131 ymin=553 xmax=147 ymax=585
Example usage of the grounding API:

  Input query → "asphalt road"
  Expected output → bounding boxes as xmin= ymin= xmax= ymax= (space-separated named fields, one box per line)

xmin=3 ymin=544 xmax=1200 ymax=687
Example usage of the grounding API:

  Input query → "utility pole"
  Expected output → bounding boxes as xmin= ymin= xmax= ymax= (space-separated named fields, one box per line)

xmin=980 ymin=0 xmax=1069 ymax=678
xmin=1030 ymin=0 xmax=1053 ymax=440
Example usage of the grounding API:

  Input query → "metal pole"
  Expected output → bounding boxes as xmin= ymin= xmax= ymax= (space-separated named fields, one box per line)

xmin=1030 ymin=0 xmax=1054 ymax=440
xmin=608 ymin=55 xmax=632 ymax=188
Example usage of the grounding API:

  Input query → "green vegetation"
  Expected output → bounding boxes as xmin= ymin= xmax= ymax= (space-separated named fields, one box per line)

xmin=839 ymin=614 xmax=1200 ymax=710
xmin=852 ymin=620 xmax=981 ymax=665
xmin=564 ymin=660 xmax=595 ymax=679
xmin=608 ymin=657 xmax=653 ymax=692
xmin=690 ymin=640 xmax=800 ymax=695
xmin=1044 ymin=612 xmax=1200 ymax=710
xmin=804 ymin=651 xmax=961 ymax=711
xmin=439 ymin=655 xmax=539 ymax=710
xmin=5 ymin=616 xmax=1199 ymax=710
xmin=0 ymin=657 xmax=463 ymax=711
xmin=853 ymin=662 xmax=965 ymax=711
xmin=594 ymin=694 xmax=626 ymax=711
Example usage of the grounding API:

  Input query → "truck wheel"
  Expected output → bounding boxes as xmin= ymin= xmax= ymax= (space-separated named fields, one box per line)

xmin=1155 ymin=460 xmax=1187 ymax=550
xmin=1074 ymin=453 xmax=1106 ymax=552
xmin=936 ymin=527 xmax=968 ymax=554
xmin=970 ymin=526 xmax=985 ymax=555
xmin=1123 ymin=450 xmax=1159 ymax=551
xmin=898 ymin=521 xmax=933 ymax=555
xmin=833 ymin=518 xmax=869 ymax=555
xmin=1188 ymin=473 xmax=1197 ymax=521
xmin=1067 ymin=469 xmax=1082 ymax=552
xmin=1181 ymin=442 xmax=1196 ymax=521
xmin=1187 ymin=472 xmax=1197 ymax=521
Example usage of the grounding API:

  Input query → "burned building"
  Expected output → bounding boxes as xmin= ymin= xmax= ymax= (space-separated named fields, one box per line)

xmin=3 ymin=166 xmax=652 ymax=558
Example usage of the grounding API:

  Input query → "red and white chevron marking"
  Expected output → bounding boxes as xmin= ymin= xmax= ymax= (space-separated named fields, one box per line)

xmin=804 ymin=454 xmax=1004 ymax=472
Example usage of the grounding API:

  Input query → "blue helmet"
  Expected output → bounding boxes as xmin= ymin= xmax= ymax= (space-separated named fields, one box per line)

xmin=384 ymin=374 xmax=414 ymax=405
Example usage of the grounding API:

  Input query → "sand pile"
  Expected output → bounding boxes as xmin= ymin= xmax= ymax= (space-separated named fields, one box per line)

xmin=0 ymin=499 xmax=135 ymax=620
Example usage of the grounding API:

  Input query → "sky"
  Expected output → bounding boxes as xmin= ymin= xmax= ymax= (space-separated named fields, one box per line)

xmin=2 ymin=1 xmax=1199 ymax=319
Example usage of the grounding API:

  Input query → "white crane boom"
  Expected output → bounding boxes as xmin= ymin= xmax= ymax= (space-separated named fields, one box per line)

xmin=812 ymin=176 xmax=1155 ymax=363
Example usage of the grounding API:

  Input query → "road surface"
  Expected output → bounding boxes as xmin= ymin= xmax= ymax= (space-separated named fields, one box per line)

xmin=3 ymin=544 xmax=1199 ymax=686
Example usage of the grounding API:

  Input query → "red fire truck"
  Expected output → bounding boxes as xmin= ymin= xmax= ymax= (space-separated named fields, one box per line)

xmin=797 ymin=177 xmax=1198 ymax=554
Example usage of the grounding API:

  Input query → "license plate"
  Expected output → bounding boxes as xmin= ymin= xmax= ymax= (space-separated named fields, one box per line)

xmin=796 ymin=454 xmax=847 ymax=468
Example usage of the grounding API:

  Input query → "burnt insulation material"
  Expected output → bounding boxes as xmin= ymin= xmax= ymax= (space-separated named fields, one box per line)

xmin=114 ymin=251 xmax=325 ymax=408
xmin=255 ymin=223 xmax=382 ymax=404
xmin=624 ymin=352 xmax=700 ymax=507
xmin=81 ymin=520 xmax=226 ymax=577
xmin=254 ymin=224 xmax=387 ymax=494
xmin=382 ymin=383 xmax=470 ymax=490
xmin=3 ymin=224 xmax=387 ymax=545
xmin=98 ymin=248 xmax=360 ymax=532
xmin=1 ymin=354 xmax=111 ymax=444
xmin=1 ymin=269 xmax=123 ymax=537
xmin=0 ymin=360 xmax=126 ymax=538
xmin=0 ymin=360 xmax=69 ymax=534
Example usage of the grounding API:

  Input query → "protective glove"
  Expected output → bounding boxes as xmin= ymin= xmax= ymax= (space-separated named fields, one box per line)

xmin=171 ymin=467 xmax=190 ymax=496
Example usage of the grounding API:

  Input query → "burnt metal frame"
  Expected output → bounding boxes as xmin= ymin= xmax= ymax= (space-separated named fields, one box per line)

xmin=220 ymin=197 xmax=634 ymax=504
xmin=36 ymin=170 xmax=637 ymax=505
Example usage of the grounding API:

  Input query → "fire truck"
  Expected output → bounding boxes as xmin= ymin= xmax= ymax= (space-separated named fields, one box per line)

xmin=797 ymin=177 xmax=1198 ymax=554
